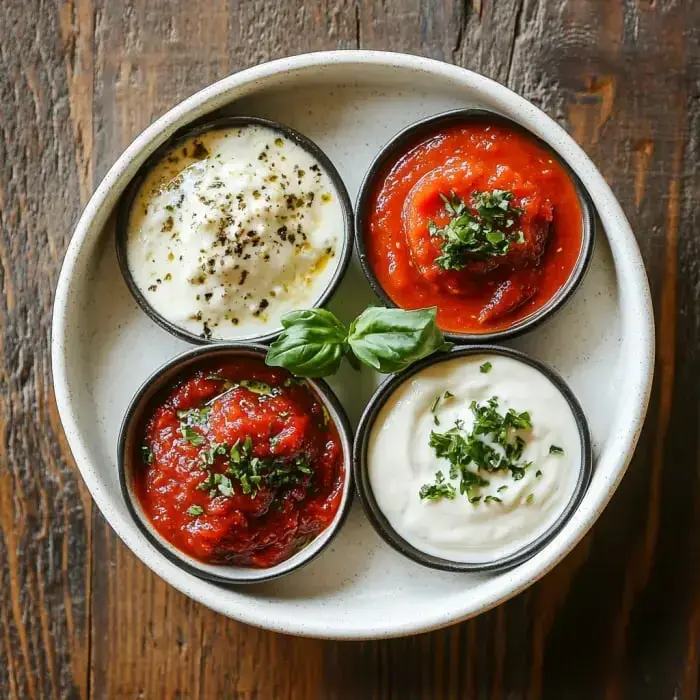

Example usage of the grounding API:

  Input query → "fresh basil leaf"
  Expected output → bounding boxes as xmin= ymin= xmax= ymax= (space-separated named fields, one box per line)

xmin=347 ymin=306 xmax=452 ymax=373
xmin=266 ymin=308 xmax=348 ymax=377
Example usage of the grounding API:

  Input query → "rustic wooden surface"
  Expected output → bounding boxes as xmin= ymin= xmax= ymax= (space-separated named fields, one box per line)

xmin=0 ymin=0 xmax=698 ymax=697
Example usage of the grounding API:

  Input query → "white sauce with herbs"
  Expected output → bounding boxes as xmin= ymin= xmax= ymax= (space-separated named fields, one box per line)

xmin=367 ymin=354 xmax=582 ymax=563
xmin=126 ymin=124 xmax=344 ymax=340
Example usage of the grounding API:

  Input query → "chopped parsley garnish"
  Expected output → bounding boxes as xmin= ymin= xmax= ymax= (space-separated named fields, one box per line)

xmin=484 ymin=495 xmax=503 ymax=504
xmin=430 ymin=390 xmax=455 ymax=423
xmin=421 ymin=396 xmax=534 ymax=502
xmin=180 ymin=425 xmax=205 ymax=446
xmin=549 ymin=444 xmax=564 ymax=455
xmin=239 ymin=379 xmax=274 ymax=396
xmin=535 ymin=469 xmax=543 ymax=478
xmin=419 ymin=471 xmax=456 ymax=501
xmin=479 ymin=361 xmax=493 ymax=374
xmin=428 ymin=190 xmax=524 ymax=270
xmin=194 ymin=434 xmax=313 ymax=500
xmin=226 ymin=436 xmax=311 ymax=497
xmin=526 ymin=493 xmax=535 ymax=505
xmin=186 ymin=505 xmax=204 ymax=517
xmin=200 ymin=442 xmax=229 ymax=465
xmin=177 ymin=406 xmax=211 ymax=424
xmin=141 ymin=445 xmax=153 ymax=465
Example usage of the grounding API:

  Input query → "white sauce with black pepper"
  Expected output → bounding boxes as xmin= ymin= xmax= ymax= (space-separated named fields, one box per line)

xmin=367 ymin=354 xmax=583 ymax=564
xmin=126 ymin=124 xmax=344 ymax=339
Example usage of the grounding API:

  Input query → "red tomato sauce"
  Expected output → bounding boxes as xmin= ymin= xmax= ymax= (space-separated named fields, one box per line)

xmin=133 ymin=357 xmax=345 ymax=568
xmin=364 ymin=122 xmax=584 ymax=333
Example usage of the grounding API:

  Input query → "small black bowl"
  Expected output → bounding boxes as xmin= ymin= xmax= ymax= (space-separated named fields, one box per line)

xmin=118 ymin=343 xmax=354 ymax=584
xmin=116 ymin=115 xmax=354 ymax=345
xmin=354 ymin=108 xmax=596 ymax=344
xmin=353 ymin=345 xmax=592 ymax=572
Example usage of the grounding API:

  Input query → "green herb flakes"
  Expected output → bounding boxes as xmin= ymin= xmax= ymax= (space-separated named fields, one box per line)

xmin=428 ymin=190 xmax=524 ymax=270
xmin=419 ymin=471 xmax=457 ymax=502
xmin=180 ymin=425 xmax=205 ymax=446
xmin=549 ymin=444 xmax=564 ymax=455
xmin=480 ymin=361 xmax=493 ymax=374
xmin=239 ymin=379 xmax=273 ymax=396
xmin=424 ymin=395 xmax=534 ymax=502
xmin=187 ymin=505 xmax=204 ymax=517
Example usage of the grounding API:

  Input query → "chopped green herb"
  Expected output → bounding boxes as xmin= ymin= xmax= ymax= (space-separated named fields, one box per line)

xmin=484 ymin=495 xmax=503 ymax=504
xmin=433 ymin=415 xmax=440 ymax=426
xmin=419 ymin=471 xmax=457 ymax=501
xmin=180 ymin=425 xmax=205 ymax=446
xmin=425 ymin=396 xmax=534 ymax=501
xmin=480 ymin=361 xmax=493 ymax=374
xmin=225 ymin=435 xmax=311 ymax=497
xmin=239 ymin=379 xmax=274 ymax=396
xmin=216 ymin=473 xmax=234 ymax=497
xmin=177 ymin=406 xmax=211 ymax=424
xmin=535 ymin=469 xmax=543 ymax=478
xmin=497 ymin=485 xmax=508 ymax=493
xmin=199 ymin=442 xmax=229 ymax=465
xmin=525 ymin=493 xmax=535 ymax=505
xmin=549 ymin=444 xmax=564 ymax=455
xmin=186 ymin=505 xmax=204 ymax=516
xmin=443 ymin=390 xmax=454 ymax=400
xmin=430 ymin=395 xmax=441 ymax=413
xmin=141 ymin=445 xmax=153 ymax=465
xmin=428 ymin=190 xmax=524 ymax=270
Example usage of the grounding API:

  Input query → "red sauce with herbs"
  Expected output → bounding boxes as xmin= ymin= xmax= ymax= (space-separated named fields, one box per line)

xmin=133 ymin=357 xmax=345 ymax=568
xmin=365 ymin=122 xmax=584 ymax=333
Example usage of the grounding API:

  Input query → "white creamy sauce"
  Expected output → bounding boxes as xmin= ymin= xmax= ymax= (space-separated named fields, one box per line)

xmin=126 ymin=124 xmax=344 ymax=339
xmin=367 ymin=354 xmax=582 ymax=563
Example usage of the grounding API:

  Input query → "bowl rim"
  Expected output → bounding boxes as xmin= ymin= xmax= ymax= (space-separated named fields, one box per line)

xmin=117 ymin=342 xmax=354 ymax=584
xmin=115 ymin=114 xmax=354 ymax=345
xmin=354 ymin=107 xmax=597 ymax=343
xmin=51 ymin=50 xmax=655 ymax=639
xmin=353 ymin=344 xmax=593 ymax=572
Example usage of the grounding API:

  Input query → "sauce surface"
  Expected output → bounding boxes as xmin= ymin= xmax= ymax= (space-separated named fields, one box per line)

xmin=365 ymin=123 xmax=584 ymax=333
xmin=127 ymin=124 xmax=344 ymax=340
xmin=367 ymin=354 xmax=581 ymax=563
xmin=134 ymin=357 xmax=345 ymax=568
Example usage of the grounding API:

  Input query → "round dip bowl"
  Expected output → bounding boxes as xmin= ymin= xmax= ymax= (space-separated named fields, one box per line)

xmin=353 ymin=345 xmax=593 ymax=573
xmin=118 ymin=343 xmax=354 ymax=584
xmin=116 ymin=114 xmax=354 ymax=345
xmin=354 ymin=108 xmax=596 ymax=344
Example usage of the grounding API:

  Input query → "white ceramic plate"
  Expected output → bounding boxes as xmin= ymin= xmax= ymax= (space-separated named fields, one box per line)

xmin=52 ymin=51 xmax=654 ymax=640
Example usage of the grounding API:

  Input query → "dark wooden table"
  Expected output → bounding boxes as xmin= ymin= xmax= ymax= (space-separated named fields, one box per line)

xmin=1 ymin=1 xmax=698 ymax=697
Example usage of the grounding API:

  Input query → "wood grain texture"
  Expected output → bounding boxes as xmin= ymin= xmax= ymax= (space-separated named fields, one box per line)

xmin=0 ymin=0 xmax=699 ymax=698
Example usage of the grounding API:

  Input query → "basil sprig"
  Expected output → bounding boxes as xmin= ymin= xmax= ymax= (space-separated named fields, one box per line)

xmin=266 ymin=306 xmax=452 ymax=378
xmin=265 ymin=309 xmax=348 ymax=377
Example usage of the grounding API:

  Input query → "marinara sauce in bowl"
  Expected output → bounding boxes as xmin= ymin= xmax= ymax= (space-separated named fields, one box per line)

xmin=356 ymin=109 xmax=595 ymax=342
xmin=118 ymin=344 xmax=352 ymax=583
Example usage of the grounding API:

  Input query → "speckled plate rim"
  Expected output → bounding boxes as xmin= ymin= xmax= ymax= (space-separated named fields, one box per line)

xmin=51 ymin=50 xmax=655 ymax=640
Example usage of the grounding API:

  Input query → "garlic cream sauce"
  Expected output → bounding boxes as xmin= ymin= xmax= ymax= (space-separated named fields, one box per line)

xmin=367 ymin=354 xmax=582 ymax=563
xmin=126 ymin=124 xmax=345 ymax=340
